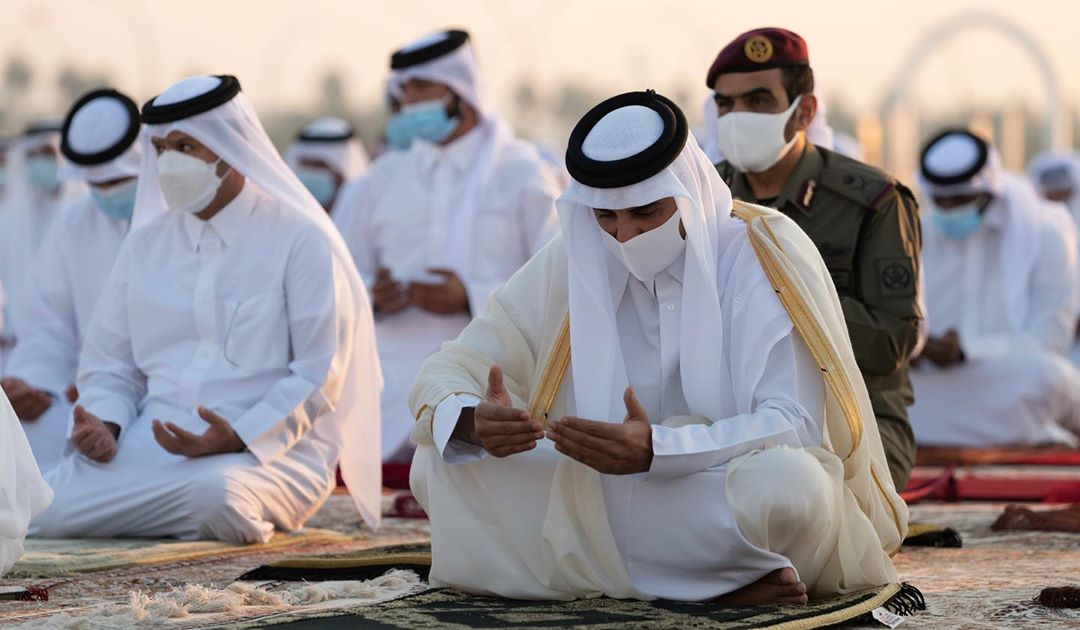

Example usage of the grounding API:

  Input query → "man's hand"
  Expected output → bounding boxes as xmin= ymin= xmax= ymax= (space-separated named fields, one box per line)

xmin=152 ymin=406 xmax=246 ymax=458
xmin=65 ymin=384 xmax=79 ymax=404
xmin=372 ymin=267 xmax=410 ymax=314
xmin=467 ymin=364 xmax=543 ymax=457
xmin=547 ymin=387 xmax=653 ymax=475
xmin=1 ymin=377 xmax=54 ymax=420
xmin=71 ymin=405 xmax=119 ymax=462
xmin=919 ymin=329 xmax=965 ymax=367
xmin=409 ymin=268 xmax=469 ymax=315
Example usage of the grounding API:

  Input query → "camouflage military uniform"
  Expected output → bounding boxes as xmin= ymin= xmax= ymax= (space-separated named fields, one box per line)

xmin=718 ymin=144 xmax=922 ymax=489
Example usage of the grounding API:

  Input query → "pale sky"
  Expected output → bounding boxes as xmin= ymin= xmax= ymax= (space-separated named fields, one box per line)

xmin=0 ymin=0 xmax=1074 ymax=132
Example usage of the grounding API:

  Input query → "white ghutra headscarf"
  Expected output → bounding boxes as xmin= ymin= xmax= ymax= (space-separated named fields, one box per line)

xmin=284 ymin=117 xmax=369 ymax=181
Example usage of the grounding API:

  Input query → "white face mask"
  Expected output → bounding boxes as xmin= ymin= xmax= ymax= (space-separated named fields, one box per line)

xmin=715 ymin=95 xmax=802 ymax=173
xmin=156 ymin=150 xmax=229 ymax=214
xmin=600 ymin=209 xmax=686 ymax=284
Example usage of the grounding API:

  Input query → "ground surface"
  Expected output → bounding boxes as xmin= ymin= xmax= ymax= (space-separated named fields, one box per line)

xmin=1 ymin=494 xmax=1077 ymax=628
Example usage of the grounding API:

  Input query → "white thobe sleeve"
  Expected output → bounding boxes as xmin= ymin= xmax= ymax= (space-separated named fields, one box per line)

xmin=410 ymin=259 xmax=545 ymax=463
xmin=232 ymin=229 xmax=346 ymax=465
xmin=462 ymin=164 xmax=560 ymax=315
xmin=4 ymin=226 xmax=78 ymax=395
xmin=966 ymin=222 xmax=1078 ymax=358
xmin=77 ymin=243 xmax=146 ymax=432
xmin=646 ymin=332 xmax=824 ymax=480
xmin=432 ymin=393 xmax=486 ymax=463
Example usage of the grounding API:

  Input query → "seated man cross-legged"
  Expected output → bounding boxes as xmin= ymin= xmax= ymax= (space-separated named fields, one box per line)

xmin=29 ymin=75 xmax=383 ymax=543
xmin=409 ymin=91 xmax=907 ymax=603
xmin=910 ymin=129 xmax=1080 ymax=447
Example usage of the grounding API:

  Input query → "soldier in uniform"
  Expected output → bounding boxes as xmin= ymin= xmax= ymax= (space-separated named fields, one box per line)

xmin=706 ymin=28 xmax=922 ymax=489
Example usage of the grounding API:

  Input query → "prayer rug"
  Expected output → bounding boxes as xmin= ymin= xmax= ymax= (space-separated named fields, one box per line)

xmin=7 ymin=529 xmax=353 ymax=578
xmin=252 ymin=583 xmax=923 ymax=629
xmin=238 ymin=545 xmax=926 ymax=629
xmin=906 ymin=465 xmax=1080 ymax=502
xmin=916 ymin=446 xmax=1080 ymax=467
xmin=238 ymin=542 xmax=432 ymax=582
xmin=900 ymin=465 xmax=954 ymax=504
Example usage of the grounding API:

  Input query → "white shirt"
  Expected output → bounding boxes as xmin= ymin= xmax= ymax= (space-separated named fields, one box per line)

xmin=4 ymin=196 xmax=128 ymax=394
xmin=77 ymin=183 xmax=345 ymax=468
xmin=434 ymin=250 xmax=823 ymax=475
xmin=336 ymin=125 xmax=560 ymax=456
xmin=923 ymin=198 xmax=1077 ymax=358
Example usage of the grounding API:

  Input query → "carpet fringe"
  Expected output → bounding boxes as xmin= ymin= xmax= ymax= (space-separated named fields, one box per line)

xmin=881 ymin=582 xmax=926 ymax=616
xmin=848 ymin=582 xmax=926 ymax=626
xmin=14 ymin=569 xmax=424 ymax=629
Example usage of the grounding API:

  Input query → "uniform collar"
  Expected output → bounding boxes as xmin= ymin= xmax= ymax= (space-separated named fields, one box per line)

xmin=413 ymin=123 xmax=486 ymax=178
xmin=182 ymin=181 xmax=256 ymax=250
xmin=728 ymin=142 xmax=822 ymax=211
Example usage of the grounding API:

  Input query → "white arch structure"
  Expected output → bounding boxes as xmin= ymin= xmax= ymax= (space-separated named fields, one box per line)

xmin=882 ymin=11 xmax=1064 ymax=151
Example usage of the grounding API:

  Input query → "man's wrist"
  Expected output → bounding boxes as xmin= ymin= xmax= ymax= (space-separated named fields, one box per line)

xmin=451 ymin=407 xmax=479 ymax=445
xmin=103 ymin=421 xmax=121 ymax=439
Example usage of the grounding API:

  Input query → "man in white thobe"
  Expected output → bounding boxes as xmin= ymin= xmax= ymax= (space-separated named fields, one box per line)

xmin=335 ymin=29 xmax=560 ymax=462
xmin=1029 ymin=150 xmax=1080 ymax=226
xmin=285 ymin=117 xmax=369 ymax=214
xmin=410 ymin=91 xmax=906 ymax=603
xmin=0 ymin=121 xmax=85 ymax=351
xmin=911 ymin=129 xmax=1080 ymax=447
xmin=29 ymin=74 xmax=383 ymax=542
xmin=1 ymin=388 xmax=52 ymax=576
xmin=2 ymin=89 xmax=142 ymax=473
xmin=1028 ymin=150 xmax=1080 ymax=364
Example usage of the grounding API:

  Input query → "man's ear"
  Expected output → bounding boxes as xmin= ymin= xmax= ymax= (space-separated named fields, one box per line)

xmin=794 ymin=93 xmax=818 ymax=132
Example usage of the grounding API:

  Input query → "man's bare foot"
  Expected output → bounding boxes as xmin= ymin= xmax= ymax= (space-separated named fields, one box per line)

xmin=714 ymin=568 xmax=808 ymax=606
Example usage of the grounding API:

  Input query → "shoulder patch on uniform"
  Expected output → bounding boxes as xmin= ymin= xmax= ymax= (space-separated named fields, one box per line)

xmin=877 ymin=257 xmax=915 ymax=298
xmin=817 ymin=148 xmax=895 ymax=211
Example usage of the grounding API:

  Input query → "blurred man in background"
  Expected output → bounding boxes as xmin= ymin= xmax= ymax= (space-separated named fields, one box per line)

xmin=1 ymin=88 xmax=141 ymax=472
xmin=1027 ymin=150 xmax=1080 ymax=363
xmin=0 ymin=120 xmax=85 ymax=355
xmin=285 ymin=117 xmax=369 ymax=214
xmin=911 ymin=129 xmax=1080 ymax=447
xmin=335 ymin=29 xmax=561 ymax=464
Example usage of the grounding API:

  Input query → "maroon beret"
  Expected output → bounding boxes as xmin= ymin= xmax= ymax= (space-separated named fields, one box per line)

xmin=706 ymin=27 xmax=810 ymax=88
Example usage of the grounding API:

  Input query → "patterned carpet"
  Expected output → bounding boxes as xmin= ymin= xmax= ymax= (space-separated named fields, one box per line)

xmin=1 ymin=493 xmax=1077 ymax=628
xmin=888 ymin=503 xmax=1080 ymax=628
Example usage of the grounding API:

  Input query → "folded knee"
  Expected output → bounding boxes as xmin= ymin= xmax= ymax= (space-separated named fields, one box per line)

xmin=185 ymin=472 xmax=268 ymax=544
xmin=731 ymin=448 xmax=833 ymax=525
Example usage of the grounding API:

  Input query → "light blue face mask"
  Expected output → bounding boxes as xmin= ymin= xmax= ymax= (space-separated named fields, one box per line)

xmin=394 ymin=97 xmax=459 ymax=145
xmin=384 ymin=114 xmax=413 ymax=151
xmin=296 ymin=167 xmax=338 ymax=205
xmin=90 ymin=179 xmax=138 ymax=221
xmin=26 ymin=156 xmax=59 ymax=192
xmin=932 ymin=204 xmax=983 ymax=241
